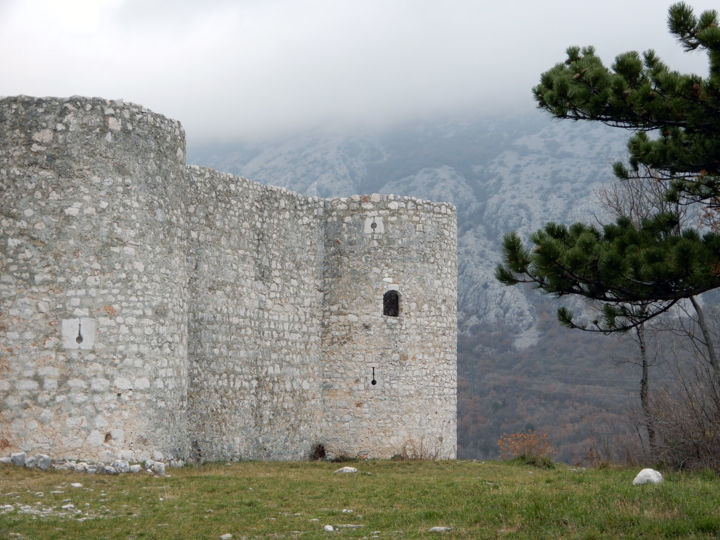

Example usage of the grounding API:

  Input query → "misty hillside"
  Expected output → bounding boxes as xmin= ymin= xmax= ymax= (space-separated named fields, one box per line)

xmin=188 ymin=112 xmax=650 ymax=462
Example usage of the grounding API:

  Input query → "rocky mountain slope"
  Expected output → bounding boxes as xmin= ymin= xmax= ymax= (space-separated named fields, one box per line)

xmin=191 ymin=113 xmax=628 ymax=342
xmin=189 ymin=112 xmax=646 ymax=461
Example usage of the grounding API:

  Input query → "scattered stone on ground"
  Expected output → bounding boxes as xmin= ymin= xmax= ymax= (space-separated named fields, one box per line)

xmin=333 ymin=466 xmax=358 ymax=474
xmin=632 ymin=468 xmax=663 ymax=485
xmin=324 ymin=524 xmax=334 ymax=532
xmin=0 ymin=452 xmax=173 ymax=477
xmin=220 ymin=534 xmax=233 ymax=540
xmin=0 ymin=501 xmax=105 ymax=521
xmin=428 ymin=526 xmax=452 ymax=532
xmin=146 ymin=460 xmax=166 ymax=475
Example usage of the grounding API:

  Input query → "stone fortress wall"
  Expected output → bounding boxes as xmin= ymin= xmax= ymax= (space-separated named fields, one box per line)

xmin=0 ymin=96 xmax=457 ymax=464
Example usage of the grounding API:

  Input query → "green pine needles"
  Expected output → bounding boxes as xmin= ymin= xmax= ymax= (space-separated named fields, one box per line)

xmin=497 ymin=2 xmax=720 ymax=331
xmin=498 ymin=215 xmax=720 ymax=330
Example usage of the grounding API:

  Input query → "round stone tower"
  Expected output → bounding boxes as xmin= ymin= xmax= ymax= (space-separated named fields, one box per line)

xmin=320 ymin=194 xmax=457 ymax=459
xmin=0 ymin=96 xmax=190 ymax=462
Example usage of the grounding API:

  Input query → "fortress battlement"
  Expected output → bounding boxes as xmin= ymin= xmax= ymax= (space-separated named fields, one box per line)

xmin=0 ymin=96 xmax=457 ymax=463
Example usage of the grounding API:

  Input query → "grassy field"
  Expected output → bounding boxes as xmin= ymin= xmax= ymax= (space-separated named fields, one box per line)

xmin=1 ymin=460 xmax=719 ymax=539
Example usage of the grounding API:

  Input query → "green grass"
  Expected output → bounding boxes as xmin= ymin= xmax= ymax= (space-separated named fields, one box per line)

xmin=1 ymin=460 xmax=719 ymax=538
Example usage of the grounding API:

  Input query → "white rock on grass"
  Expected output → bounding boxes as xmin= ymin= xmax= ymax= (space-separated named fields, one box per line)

xmin=632 ymin=468 xmax=663 ymax=485
xmin=10 ymin=453 xmax=26 ymax=467
xmin=145 ymin=460 xmax=166 ymax=475
xmin=324 ymin=524 xmax=334 ymax=532
xmin=220 ymin=534 xmax=232 ymax=540
xmin=333 ymin=466 xmax=357 ymax=474
xmin=36 ymin=455 xmax=52 ymax=470
xmin=428 ymin=526 xmax=452 ymax=532
xmin=112 ymin=460 xmax=130 ymax=473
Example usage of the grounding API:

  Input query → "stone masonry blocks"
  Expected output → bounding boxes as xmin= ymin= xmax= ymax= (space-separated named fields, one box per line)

xmin=0 ymin=96 xmax=457 ymax=462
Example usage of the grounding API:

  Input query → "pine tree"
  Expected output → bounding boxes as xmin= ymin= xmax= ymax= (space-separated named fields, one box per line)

xmin=496 ymin=2 xmax=720 ymax=332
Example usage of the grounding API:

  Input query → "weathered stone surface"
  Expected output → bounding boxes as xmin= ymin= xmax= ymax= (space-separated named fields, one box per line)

xmin=0 ymin=96 xmax=457 ymax=463
xmin=36 ymin=454 xmax=52 ymax=470
xmin=146 ymin=460 xmax=166 ymax=475
xmin=10 ymin=453 xmax=25 ymax=467
xmin=1 ymin=96 xmax=189 ymax=464
xmin=112 ymin=460 xmax=130 ymax=473
xmin=319 ymin=195 xmax=457 ymax=459
xmin=118 ymin=450 xmax=135 ymax=462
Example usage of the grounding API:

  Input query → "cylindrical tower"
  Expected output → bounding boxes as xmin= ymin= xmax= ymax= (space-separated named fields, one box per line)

xmin=321 ymin=194 xmax=457 ymax=459
xmin=0 ymin=96 xmax=189 ymax=462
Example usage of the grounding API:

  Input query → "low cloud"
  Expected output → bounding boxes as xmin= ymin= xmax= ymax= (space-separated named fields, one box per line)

xmin=0 ymin=0 xmax=715 ymax=142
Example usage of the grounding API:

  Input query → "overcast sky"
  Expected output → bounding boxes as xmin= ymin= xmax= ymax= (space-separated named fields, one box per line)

xmin=0 ymin=0 xmax=716 ymax=142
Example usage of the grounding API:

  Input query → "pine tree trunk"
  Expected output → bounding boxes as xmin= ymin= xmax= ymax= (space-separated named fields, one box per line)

xmin=689 ymin=296 xmax=720 ymax=384
xmin=636 ymin=324 xmax=656 ymax=455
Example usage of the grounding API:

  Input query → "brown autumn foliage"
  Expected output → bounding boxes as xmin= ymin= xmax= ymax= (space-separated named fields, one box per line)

xmin=498 ymin=431 xmax=556 ymax=461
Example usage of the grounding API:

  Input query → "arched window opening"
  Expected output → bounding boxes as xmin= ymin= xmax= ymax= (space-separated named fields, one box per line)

xmin=383 ymin=290 xmax=399 ymax=317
